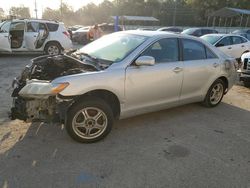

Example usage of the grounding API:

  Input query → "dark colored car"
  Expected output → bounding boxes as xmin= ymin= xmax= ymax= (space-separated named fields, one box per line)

xmin=182 ymin=28 xmax=218 ymax=37
xmin=72 ymin=26 xmax=90 ymax=45
xmin=232 ymin=29 xmax=250 ymax=40
xmin=157 ymin=27 xmax=183 ymax=33
xmin=72 ymin=24 xmax=122 ymax=45
xmin=232 ymin=29 xmax=250 ymax=34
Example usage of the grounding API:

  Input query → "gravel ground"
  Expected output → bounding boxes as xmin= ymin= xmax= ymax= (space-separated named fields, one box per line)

xmin=0 ymin=54 xmax=250 ymax=188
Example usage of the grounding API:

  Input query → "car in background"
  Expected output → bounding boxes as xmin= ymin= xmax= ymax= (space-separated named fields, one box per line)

xmin=239 ymin=52 xmax=250 ymax=87
xmin=11 ymin=31 xmax=237 ymax=143
xmin=157 ymin=27 xmax=182 ymax=33
xmin=72 ymin=26 xmax=90 ymax=45
xmin=0 ymin=19 xmax=72 ymax=55
xmin=201 ymin=34 xmax=250 ymax=61
xmin=136 ymin=28 xmax=155 ymax=31
xmin=182 ymin=28 xmax=218 ymax=37
xmin=238 ymin=33 xmax=250 ymax=40
xmin=68 ymin=25 xmax=85 ymax=31
xmin=72 ymin=23 xmax=122 ymax=44
xmin=232 ymin=29 xmax=250 ymax=40
xmin=232 ymin=29 xmax=250 ymax=34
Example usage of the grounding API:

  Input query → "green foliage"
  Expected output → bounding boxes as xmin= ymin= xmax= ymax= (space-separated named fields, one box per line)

xmin=1 ymin=0 xmax=247 ymax=26
xmin=9 ymin=6 xmax=31 ymax=18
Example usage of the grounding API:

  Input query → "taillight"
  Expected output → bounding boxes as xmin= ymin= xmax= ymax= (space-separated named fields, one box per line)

xmin=63 ymin=31 xmax=70 ymax=38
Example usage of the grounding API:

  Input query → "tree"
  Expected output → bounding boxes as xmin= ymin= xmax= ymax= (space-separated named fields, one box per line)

xmin=0 ymin=8 xmax=5 ymax=20
xmin=9 ymin=6 xmax=30 ymax=18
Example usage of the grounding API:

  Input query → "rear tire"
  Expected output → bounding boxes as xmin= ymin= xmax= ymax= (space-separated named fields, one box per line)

xmin=66 ymin=97 xmax=114 ymax=143
xmin=44 ymin=42 xmax=61 ymax=55
xmin=203 ymin=79 xmax=225 ymax=107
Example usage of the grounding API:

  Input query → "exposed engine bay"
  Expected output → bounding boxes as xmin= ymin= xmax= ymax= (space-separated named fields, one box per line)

xmin=10 ymin=54 xmax=98 ymax=122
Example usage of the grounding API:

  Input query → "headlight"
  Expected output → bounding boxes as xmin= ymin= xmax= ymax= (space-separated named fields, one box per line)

xmin=51 ymin=83 xmax=69 ymax=94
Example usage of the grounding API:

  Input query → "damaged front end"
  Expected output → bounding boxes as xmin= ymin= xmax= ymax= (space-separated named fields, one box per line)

xmin=10 ymin=54 xmax=98 ymax=122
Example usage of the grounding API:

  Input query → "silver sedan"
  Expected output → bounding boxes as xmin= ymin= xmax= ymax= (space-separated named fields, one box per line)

xmin=11 ymin=31 xmax=237 ymax=143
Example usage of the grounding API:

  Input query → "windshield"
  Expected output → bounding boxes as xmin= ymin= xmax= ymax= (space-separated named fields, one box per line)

xmin=78 ymin=33 xmax=148 ymax=62
xmin=201 ymin=35 xmax=223 ymax=45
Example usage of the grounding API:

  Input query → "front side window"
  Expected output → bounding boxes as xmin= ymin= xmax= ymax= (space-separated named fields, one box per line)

xmin=217 ymin=37 xmax=232 ymax=47
xmin=182 ymin=39 xmax=206 ymax=61
xmin=141 ymin=38 xmax=179 ymax=63
xmin=10 ymin=22 xmax=25 ymax=31
xmin=0 ymin=21 xmax=11 ymax=33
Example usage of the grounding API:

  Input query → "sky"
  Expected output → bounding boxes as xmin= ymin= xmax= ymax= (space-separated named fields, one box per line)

xmin=1 ymin=0 xmax=104 ymax=18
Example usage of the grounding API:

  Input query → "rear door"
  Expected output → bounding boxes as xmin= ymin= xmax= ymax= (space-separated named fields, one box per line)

xmin=231 ymin=36 xmax=248 ymax=58
xmin=25 ymin=21 xmax=39 ymax=50
xmin=0 ymin=21 xmax=11 ymax=52
xmin=216 ymin=36 xmax=234 ymax=57
xmin=180 ymin=39 xmax=220 ymax=102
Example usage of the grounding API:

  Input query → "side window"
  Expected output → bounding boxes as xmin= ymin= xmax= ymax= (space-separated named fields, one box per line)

xmin=46 ymin=23 xmax=59 ymax=32
xmin=241 ymin=36 xmax=248 ymax=43
xmin=206 ymin=47 xmax=218 ymax=59
xmin=27 ymin=22 xmax=39 ymax=32
xmin=216 ymin=37 xmax=231 ymax=47
xmin=0 ymin=21 xmax=11 ymax=33
xmin=182 ymin=39 xmax=206 ymax=61
xmin=39 ymin=23 xmax=46 ymax=30
xmin=10 ymin=22 xmax=25 ymax=31
xmin=141 ymin=38 xmax=179 ymax=63
xmin=246 ymin=34 xmax=250 ymax=40
xmin=232 ymin=36 xmax=243 ymax=45
xmin=202 ymin=29 xmax=210 ymax=35
xmin=194 ymin=29 xmax=202 ymax=36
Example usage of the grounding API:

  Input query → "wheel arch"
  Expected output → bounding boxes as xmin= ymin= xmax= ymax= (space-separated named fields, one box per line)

xmin=217 ymin=76 xmax=229 ymax=93
xmin=44 ymin=40 xmax=63 ymax=51
xmin=72 ymin=89 xmax=121 ymax=119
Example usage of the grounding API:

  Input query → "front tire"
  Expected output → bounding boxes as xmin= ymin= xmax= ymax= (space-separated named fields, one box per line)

xmin=203 ymin=79 xmax=225 ymax=107
xmin=66 ymin=97 xmax=114 ymax=143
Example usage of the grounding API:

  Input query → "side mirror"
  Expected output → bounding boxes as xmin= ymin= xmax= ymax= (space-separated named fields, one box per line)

xmin=135 ymin=56 xmax=155 ymax=66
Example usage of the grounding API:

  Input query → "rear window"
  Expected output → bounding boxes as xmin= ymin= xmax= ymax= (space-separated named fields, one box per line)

xmin=46 ymin=23 xmax=59 ymax=31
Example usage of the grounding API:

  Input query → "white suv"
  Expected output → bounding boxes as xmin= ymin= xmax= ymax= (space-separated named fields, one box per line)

xmin=0 ymin=19 xmax=72 ymax=55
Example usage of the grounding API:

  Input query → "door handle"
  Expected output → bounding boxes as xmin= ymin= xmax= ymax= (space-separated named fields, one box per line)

xmin=213 ymin=63 xmax=219 ymax=68
xmin=228 ymin=47 xmax=232 ymax=49
xmin=34 ymin=35 xmax=37 ymax=37
xmin=241 ymin=45 xmax=245 ymax=47
xmin=4 ymin=35 xmax=8 ymax=38
xmin=173 ymin=67 xmax=183 ymax=73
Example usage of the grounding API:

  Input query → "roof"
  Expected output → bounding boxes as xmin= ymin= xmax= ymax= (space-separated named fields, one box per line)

xmin=210 ymin=7 xmax=250 ymax=17
xmin=202 ymin=33 xmax=246 ymax=37
xmin=111 ymin=16 xmax=159 ymax=22
xmin=122 ymin=30 xmax=175 ymax=37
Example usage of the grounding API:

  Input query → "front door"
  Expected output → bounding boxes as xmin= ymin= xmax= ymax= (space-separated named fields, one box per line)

xmin=25 ymin=21 xmax=39 ymax=50
xmin=0 ymin=21 xmax=11 ymax=52
xmin=124 ymin=38 xmax=183 ymax=115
